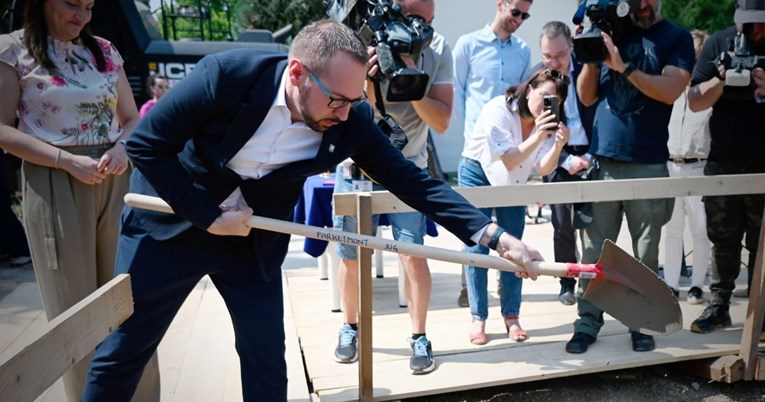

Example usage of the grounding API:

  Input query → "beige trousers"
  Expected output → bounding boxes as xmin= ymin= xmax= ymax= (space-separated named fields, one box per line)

xmin=22 ymin=162 xmax=160 ymax=402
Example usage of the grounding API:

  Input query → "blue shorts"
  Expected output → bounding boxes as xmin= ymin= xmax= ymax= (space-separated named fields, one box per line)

xmin=332 ymin=164 xmax=427 ymax=260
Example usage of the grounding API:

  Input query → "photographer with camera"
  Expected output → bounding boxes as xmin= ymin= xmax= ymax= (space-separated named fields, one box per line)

xmin=686 ymin=0 xmax=765 ymax=337
xmin=566 ymin=0 xmax=695 ymax=354
xmin=331 ymin=0 xmax=454 ymax=375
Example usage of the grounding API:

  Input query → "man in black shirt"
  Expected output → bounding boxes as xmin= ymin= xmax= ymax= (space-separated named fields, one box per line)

xmin=687 ymin=0 xmax=765 ymax=335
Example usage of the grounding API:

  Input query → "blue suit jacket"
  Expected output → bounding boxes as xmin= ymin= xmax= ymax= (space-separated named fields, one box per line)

xmin=124 ymin=49 xmax=491 ymax=279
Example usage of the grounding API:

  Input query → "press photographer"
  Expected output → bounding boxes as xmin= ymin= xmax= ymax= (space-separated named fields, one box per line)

xmin=328 ymin=0 xmax=433 ymax=101
xmin=572 ymin=0 xmax=640 ymax=63
xmin=326 ymin=0 xmax=456 ymax=375
xmin=686 ymin=0 xmax=765 ymax=336
xmin=566 ymin=0 xmax=695 ymax=355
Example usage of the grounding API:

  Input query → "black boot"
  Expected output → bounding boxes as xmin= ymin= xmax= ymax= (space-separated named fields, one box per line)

xmin=690 ymin=304 xmax=732 ymax=333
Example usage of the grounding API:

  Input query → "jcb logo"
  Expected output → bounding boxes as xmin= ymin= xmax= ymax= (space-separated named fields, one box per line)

xmin=148 ymin=62 xmax=196 ymax=80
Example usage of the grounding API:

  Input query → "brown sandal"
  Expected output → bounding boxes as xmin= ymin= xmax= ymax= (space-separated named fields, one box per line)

xmin=469 ymin=320 xmax=488 ymax=345
xmin=504 ymin=317 xmax=528 ymax=342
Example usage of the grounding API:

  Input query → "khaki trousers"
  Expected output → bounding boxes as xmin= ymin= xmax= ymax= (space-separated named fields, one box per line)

xmin=22 ymin=162 xmax=159 ymax=402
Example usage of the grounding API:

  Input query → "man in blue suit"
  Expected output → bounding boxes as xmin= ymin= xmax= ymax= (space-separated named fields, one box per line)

xmin=81 ymin=20 xmax=542 ymax=401
xmin=527 ymin=21 xmax=595 ymax=306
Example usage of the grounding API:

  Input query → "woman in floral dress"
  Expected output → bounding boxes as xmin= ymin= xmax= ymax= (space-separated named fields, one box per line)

xmin=0 ymin=1 xmax=158 ymax=400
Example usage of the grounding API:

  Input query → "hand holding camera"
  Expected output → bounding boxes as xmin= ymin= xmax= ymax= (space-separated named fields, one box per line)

xmin=599 ymin=32 xmax=628 ymax=74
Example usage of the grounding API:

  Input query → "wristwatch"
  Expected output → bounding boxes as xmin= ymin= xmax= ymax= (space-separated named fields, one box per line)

xmin=487 ymin=226 xmax=506 ymax=251
xmin=622 ymin=62 xmax=637 ymax=79
xmin=117 ymin=139 xmax=128 ymax=147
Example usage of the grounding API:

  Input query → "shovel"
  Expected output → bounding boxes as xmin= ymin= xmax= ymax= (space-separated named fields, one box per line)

xmin=124 ymin=193 xmax=682 ymax=335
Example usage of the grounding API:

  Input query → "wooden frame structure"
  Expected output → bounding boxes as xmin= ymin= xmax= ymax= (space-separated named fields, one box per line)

xmin=334 ymin=173 xmax=765 ymax=401
xmin=0 ymin=274 xmax=133 ymax=402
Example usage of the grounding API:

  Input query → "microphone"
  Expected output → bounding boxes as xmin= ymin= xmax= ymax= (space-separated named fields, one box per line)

xmin=572 ymin=2 xmax=587 ymax=25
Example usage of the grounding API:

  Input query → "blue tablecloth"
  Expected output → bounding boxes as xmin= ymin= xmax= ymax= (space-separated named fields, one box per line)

xmin=294 ymin=175 xmax=438 ymax=257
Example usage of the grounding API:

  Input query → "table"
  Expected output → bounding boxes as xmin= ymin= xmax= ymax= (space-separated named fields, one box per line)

xmin=294 ymin=174 xmax=439 ymax=310
xmin=294 ymin=175 xmax=438 ymax=258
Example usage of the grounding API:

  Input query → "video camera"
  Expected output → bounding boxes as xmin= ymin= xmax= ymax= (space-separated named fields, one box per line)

xmin=572 ymin=0 xmax=639 ymax=64
xmin=717 ymin=31 xmax=765 ymax=87
xmin=325 ymin=0 xmax=433 ymax=102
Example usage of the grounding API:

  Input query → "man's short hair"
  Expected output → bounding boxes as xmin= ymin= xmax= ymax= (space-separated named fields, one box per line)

xmin=540 ymin=21 xmax=572 ymax=45
xmin=289 ymin=19 xmax=368 ymax=75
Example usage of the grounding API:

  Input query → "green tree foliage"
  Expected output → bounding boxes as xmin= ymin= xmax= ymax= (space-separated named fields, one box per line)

xmin=235 ymin=0 xmax=326 ymax=41
xmin=157 ymin=0 xmax=325 ymax=42
xmin=662 ymin=0 xmax=737 ymax=34
xmin=158 ymin=0 xmax=238 ymax=41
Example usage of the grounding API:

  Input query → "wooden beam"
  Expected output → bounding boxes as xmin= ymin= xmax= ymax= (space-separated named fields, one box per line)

xmin=357 ymin=194 xmax=374 ymax=402
xmin=334 ymin=174 xmax=765 ymax=215
xmin=0 ymin=274 xmax=133 ymax=402
xmin=710 ymin=355 xmax=744 ymax=383
xmin=672 ymin=355 xmax=745 ymax=384
xmin=741 ymin=206 xmax=765 ymax=380
xmin=755 ymin=354 xmax=765 ymax=381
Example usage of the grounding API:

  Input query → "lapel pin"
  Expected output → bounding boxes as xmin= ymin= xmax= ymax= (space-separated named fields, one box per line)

xmin=328 ymin=144 xmax=335 ymax=153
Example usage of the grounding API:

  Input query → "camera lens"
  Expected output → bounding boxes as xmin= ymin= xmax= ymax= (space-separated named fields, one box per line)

xmin=387 ymin=72 xmax=428 ymax=102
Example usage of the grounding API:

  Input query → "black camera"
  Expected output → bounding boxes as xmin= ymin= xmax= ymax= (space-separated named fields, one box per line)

xmin=325 ymin=0 xmax=433 ymax=101
xmin=572 ymin=0 xmax=639 ymax=64
xmin=717 ymin=31 xmax=765 ymax=88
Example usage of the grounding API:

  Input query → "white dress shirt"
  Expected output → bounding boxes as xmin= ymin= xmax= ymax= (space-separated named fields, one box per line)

xmin=463 ymin=96 xmax=553 ymax=186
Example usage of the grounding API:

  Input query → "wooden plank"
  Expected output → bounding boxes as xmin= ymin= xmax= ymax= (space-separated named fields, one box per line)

xmin=357 ymin=194 xmax=374 ymax=402
xmin=286 ymin=217 xmax=763 ymax=401
xmin=334 ymin=174 xmax=765 ymax=215
xmin=0 ymin=274 xmax=133 ymax=402
xmin=313 ymin=328 xmax=758 ymax=401
xmin=741 ymin=206 xmax=765 ymax=380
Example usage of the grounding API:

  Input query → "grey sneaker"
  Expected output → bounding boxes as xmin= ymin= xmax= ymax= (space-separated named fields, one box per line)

xmin=333 ymin=324 xmax=358 ymax=363
xmin=687 ymin=286 xmax=704 ymax=305
xmin=409 ymin=336 xmax=435 ymax=374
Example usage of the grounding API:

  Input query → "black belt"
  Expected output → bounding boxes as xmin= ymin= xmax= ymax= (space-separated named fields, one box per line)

xmin=668 ymin=157 xmax=706 ymax=164
xmin=565 ymin=145 xmax=588 ymax=156
xmin=59 ymin=143 xmax=115 ymax=159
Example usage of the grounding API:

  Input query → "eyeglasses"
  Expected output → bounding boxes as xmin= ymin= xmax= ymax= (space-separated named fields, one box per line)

xmin=304 ymin=65 xmax=368 ymax=109
xmin=540 ymin=68 xmax=571 ymax=85
xmin=510 ymin=8 xmax=531 ymax=20
xmin=541 ymin=49 xmax=572 ymax=64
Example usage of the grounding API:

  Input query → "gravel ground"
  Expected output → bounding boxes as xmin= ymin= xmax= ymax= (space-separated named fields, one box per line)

xmin=407 ymin=365 xmax=765 ymax=402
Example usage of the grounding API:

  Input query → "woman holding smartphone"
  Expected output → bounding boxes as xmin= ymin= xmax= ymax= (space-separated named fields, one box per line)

xmin=460 ymin=68 xmax=570 ymax=344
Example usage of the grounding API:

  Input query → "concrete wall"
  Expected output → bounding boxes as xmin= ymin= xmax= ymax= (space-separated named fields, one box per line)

xmin=431 ymin=0 xmax=581 ymax=173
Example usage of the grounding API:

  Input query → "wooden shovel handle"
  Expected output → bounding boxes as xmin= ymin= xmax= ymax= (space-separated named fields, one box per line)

xmin=123 ymin=193 xmax=589 ymax=278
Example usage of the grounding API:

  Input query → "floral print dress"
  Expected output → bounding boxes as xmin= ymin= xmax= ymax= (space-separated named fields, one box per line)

xmin=0 ymin=30 xmax=124 ymax=146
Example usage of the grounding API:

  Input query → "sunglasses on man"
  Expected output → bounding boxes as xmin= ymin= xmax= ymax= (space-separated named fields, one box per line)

xmin=511 ymin=8 xmax=531 ymax=20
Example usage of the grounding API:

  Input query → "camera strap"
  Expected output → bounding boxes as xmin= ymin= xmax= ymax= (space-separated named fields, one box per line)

xmin=373 ymin=79 xmax=387 ymax=115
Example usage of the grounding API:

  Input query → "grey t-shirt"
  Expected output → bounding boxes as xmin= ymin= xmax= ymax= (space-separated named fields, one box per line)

xmin=374 ymin=32 xmax=453 ymax=169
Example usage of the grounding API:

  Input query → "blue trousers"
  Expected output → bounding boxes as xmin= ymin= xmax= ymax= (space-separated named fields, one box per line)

xmin=458 ymin=157 xmax=526 ymax=320
xmin=82 ymin=221 xmax=287 ymax=401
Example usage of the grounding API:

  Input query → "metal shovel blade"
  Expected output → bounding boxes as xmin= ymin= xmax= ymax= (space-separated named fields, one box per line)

xmin=582 ymin=240 xmax=683 ymax=336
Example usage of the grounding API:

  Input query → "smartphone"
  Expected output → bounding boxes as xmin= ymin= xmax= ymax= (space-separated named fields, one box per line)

xmin=543 ymin=95 xmax=560 ymax=125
